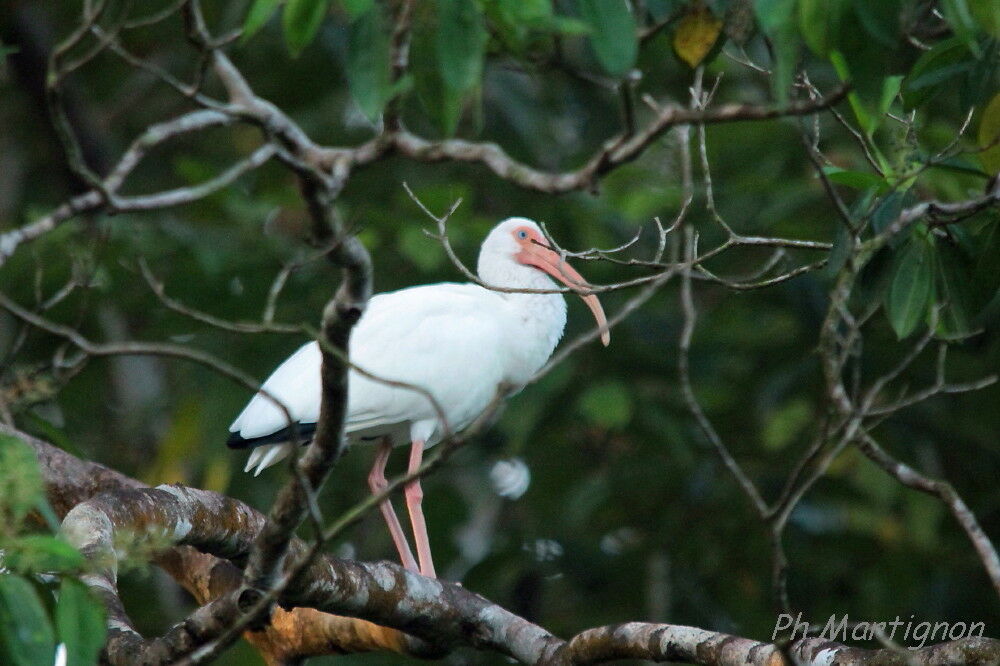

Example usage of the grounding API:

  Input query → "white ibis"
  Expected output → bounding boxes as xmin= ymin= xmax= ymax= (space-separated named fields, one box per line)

xmin=227 ymin=218 xmax=609 ymax=578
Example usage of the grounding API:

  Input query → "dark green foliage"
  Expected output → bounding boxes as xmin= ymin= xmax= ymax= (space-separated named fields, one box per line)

xmin=1 ymin=1 xmax=999 ymax=664
xmin=409 ymin=0 xmax=489 ymax=136
xmin=242 ymin=0 xmax=282 ymax=41
xmin=577 ymin=0 xmax=638 ymax=76
xmin=346 ymin=4 xmax=393 ymax=122
xmin=0 ymin=437 xmax=104 ymax=666
xmin=282 ymin=0 xmax=332 ymax=56
xmin=0 ymin=575 xmax=55 ymax=666
xmin=754 ymin=0 xmax=800 ymax=102
xmin=56 ymin=579 xmax=107 ymax=666
xmin=3 ymin=536 xmax=84 ymax=575
xmin=885 ymin=231 xmax=933 ymax=339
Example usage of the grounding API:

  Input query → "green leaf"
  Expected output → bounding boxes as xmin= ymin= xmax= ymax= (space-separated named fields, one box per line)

xmin=906 ymin=61 xmax=975 ymax=93
xmin=410 ymin=0 xmax=486 ymax=136
xmin=3 ymin=536 xmax=84 ymax=574
xmin=282 ymin=0 xmax=330 ymax=56
xmin=978 ymin=92 xmax=1000 ymax=176
xmin=798 ymin=0 xmax=847 ymax=56
xmin=0 ymin=575 xmax=56 ymax=666
xmin=755 ymin=0 xmax=798 ymax=103
xmin=885 ymin=235 xmax=933 ymax=338
xmin=824 ymin=224 xmax=851 ymax=278
xmin=410 ymin=9 xmax=454 ymax=135
xmin=848 ymin=185 xmax=878 ymax=221
xmin=577 ymin=380 xmax=633 ymax=429
xmin=436 ymin=0 xmax=487 ymax=95
xmin=829 ymin=50 xmax=876 ymax=134
xmin=822 ymin=166 xmax=888 ymax=191
xmin=770 ymin=32 xmax=800 ymax=104
xmin=577 ymin=0 xmax=638 ymax=77
xmin=34 ymin=497 xmax=61 ymax=534
xmin=935 ymin=239 xmax=978 ymax=336
xmin=973 ymin=215 xmax=1000 ymax=296
xmin=242 ymin=0 xmax=282 ymax=41
xmin=0 ymin=435 xmax=46 ymax=529
xmin=927 ymin=156 xmax=990 ymax=179
xmin=878 ymin=75 xmax=903 ymax=117
xmin=871 ymin=190 xmax=905 ymax=235
xmin=834 ymin=8 xmax=897 ymax=107
xmin=960 ymin=39 xmax=998 ymax=110
xmin=484 ymin=0 xmax=577 ymax=52
xmin=828 ymin=45 xmax=898 ymax=141
xmin=346 ymin=5 xmax=392 ymax=122
xmin=940 ymin=0 xmax=982 ymax=57
xmin=855 ymin=246 xmax=894 ymax=304
xmin=56 ymin=579 xmax=106 ymax=666
xmin=902 ymin=38 xmax=973 ymax=109
xmin=851 ymin=0 xmax=900 ymax=47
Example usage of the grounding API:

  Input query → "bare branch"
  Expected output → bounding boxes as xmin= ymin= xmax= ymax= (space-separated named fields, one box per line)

xmin=678 ymin=229 xmax=768 ymax=517
xmin=138 ymin=259 xmax=300 ymax=335
xmin=857 ymin=432 xmax=1000 ymax=598
xmin=800 ymin=130 xmax=857 ymax=233
xmin=22 ymin=420 xmax=990 ymax=666
xmin=0 ymin=111 xmax=273 ymax=266
xmin=373 ymin=86 xmax=849 ymax=194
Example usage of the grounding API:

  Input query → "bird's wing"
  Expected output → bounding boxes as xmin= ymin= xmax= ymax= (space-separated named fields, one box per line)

xmin=230 ymin=283 xmax=511 ymax=441
xmin=229 ymin=340 xmax=321 ymax=439
xmin=346 ymin=283 xmax=510 ymax=435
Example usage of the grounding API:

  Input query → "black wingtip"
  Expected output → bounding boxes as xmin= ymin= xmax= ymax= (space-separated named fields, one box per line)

xmin=226 ymin=423 xmax=318 ymax=450
xmin=226 ymin=431 xmax=250 ymax=449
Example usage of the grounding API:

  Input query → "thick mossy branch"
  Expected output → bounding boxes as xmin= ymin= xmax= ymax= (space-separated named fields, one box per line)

xmin=3 ymin=423 xmax=420 ymax=665
xmin=5 ymin=423 xmax=998 ymax=666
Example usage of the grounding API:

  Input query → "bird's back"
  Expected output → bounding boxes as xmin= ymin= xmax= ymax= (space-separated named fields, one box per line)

xmin=345 ymin=282 xmax=511 ymax=439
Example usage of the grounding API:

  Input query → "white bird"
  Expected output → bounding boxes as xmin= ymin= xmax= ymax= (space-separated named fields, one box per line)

xmin=227 ymin=217 xmax=609 ymax=577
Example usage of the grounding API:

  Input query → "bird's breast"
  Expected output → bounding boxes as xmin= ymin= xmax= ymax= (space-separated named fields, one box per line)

xmin=497 ymin=292 xmax=567 ymax=386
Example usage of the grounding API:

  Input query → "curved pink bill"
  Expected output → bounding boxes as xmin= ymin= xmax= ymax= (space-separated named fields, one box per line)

xmin=519 ymin=244 xmax=610 ymax=346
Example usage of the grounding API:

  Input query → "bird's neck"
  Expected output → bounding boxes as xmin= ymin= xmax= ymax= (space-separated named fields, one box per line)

xmin=478 ymin=265 xmax=568 ymax=380
xmin=503 ymin=289 xmax=567 ymax=360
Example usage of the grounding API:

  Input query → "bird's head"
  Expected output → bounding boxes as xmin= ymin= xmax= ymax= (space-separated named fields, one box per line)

xmin=477 ymin=217 xmax=610 ymax=346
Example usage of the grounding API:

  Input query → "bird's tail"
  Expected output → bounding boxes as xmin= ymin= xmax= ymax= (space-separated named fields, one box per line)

xmin=243 ymin=443 xmax=293 ymax=476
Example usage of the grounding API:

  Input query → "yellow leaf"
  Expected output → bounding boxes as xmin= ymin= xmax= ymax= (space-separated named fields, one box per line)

xmin=673 ymin=5 xmax=723 ymax=68
xmin=979 ymin=92 xmax=1000 ymax=176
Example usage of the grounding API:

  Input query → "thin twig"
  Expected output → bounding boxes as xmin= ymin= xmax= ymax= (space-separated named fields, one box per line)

xmin=857 ymin=431 xmax=1000 ymax=598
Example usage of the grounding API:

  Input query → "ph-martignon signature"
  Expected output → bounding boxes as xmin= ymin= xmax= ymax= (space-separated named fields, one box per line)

xmin=772 ymin=613 xmax=986 ymax=649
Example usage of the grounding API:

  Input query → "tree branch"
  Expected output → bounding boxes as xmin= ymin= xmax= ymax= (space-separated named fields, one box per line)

xmin=8 ymin=422 xmax=1000 ymax=665
xmin=357 ymin=85 xmax=848 ymax=194
xmin=856 ymin=431 xmax=1000 ymax=598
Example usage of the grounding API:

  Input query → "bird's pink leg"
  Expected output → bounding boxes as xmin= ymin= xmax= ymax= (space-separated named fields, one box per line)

xmin=367 ymin=439 xmax=418 ymax=572
xmin=405 ymin=439 xmax=436 ymax=578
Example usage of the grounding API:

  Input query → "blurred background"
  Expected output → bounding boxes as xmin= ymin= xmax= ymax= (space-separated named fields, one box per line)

xmin=1 ymin=1 xmax=998 ymax=663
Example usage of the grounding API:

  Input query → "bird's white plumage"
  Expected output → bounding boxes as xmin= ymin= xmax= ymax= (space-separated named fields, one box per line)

xmin=231 ymin=218 xmax=577 ymax=475
xmin=233 ymin=283 xmax=516 ymax=441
